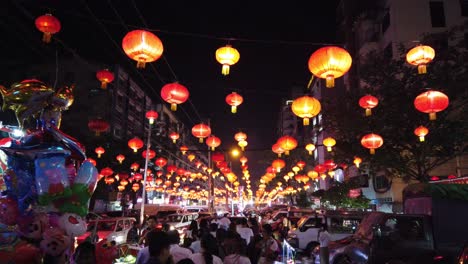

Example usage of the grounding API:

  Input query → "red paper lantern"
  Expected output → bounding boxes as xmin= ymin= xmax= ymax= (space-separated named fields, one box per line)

xmin=101 ymin=167 xmax=114 ymax=177
xmin=167 ymin=165 xmax=177 ymax=174
xmin=234 ymin=132 xmax=247 ymax=142
xmin=272 ymin=159 xmax=286 ymax=172
xmin=169 ymin=132 xmax=180 ymax=143
xmin=308 ymin=46 xmax=352 ymax=88
xmin=95 ymin=146 xmax=105 ymax=158
xmin=277 ymin=135 xmax=298 ymax=155
xmin=161 ymin=82 xmax=189 ymax=111
xmin=291 ymin=95 xmax=321 ymax=125
xmin=323 ymin=160 xmax=337 ymax=171
xmin=176 ymin=168 xmax=186 ymax=176
xmin=359 ymin=95 xmax=379 ymax=116
xmin=225 ymin=92 xmax=244 ymax=113
xmin=142 ymin=149 xmax=156 ymax=159
xmin=361 ymin=133 xmax=383 ymax=154
xmin=406 ymin=45 xmax=435 ymax=74
xmin=122 ymin=30 xmax=164 ymax=68
xmin=414 ymin=126 xmax=429 ymax=142
xmin=211 ymin=152 xmax=225 ymax=164
xmin=133 ymin=173 xmax=143 ymax=181
xmin=88 ymin=118 xmax=109 ymax=136
xmin=272 ymin=143 xmax=285 ymax=157
xmin=86 ymin=158 xmax=97 ymax=167
xmin=240 ymin=156 xmax=248 ymax=166
xmin=105 ymin=177 xmax=115 ymax=185
xmin=35 ymin=14 xmax=61 ymax=43
xmin=180 ymin=145 xmax=189 ymax=155
xmin=116 ymin=154 xmax=125 ymax=164
xmin=414 ymin=90 xmax=449 ymax=120
xmin=130 ymin=162 xmax=140 ymax=171
xmin=96 ymin=69 xmax=114 ymax=89
xmin=146 ymin=110 xmax=158 ymax=125
xmin=206 ymin=135 xmax=221 ymax=151
xmin=155 ymin=157 xmax=168 ymax=168
xmin=192 ymin=123 xmax=211 ymax=143
xmin=128 ymin=137 xmax=144 ymax=152
xmin=297 ymin=160 xmax=306 ymax=169
xmin=132 ymin=183 xmax=140 ymax=192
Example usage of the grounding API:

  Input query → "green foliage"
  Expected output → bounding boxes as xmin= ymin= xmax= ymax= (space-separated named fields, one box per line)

xmin=323 ymin=22 xmax=468 ymax=182
xmin=312 ymin=180 xmax=370 ymax=209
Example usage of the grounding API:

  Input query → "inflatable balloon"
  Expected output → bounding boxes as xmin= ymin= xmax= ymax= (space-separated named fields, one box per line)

xmin=2 ymin=155 xmax=36 ymax=213
xmin=17 ymin=212 xmax=49 ymax=241
xmin=40 ymin=227 xmax=71 ymax=257
xmin=0 ymin=196 xmax=19 ymax=226
xmin=0 ymin=240 xmax=42 ymax=263
xmin=35 ymin=156 xmax=71 ymax=206
xmin=0 ymin=223 xmax=19 ymax=249
xmin=74 ymin=160 xmax=98 ymax=187
xmin=58 ymin=213 xmax=87 ymax=238
xmin=96 ymin=239 xmax=119 ymax=264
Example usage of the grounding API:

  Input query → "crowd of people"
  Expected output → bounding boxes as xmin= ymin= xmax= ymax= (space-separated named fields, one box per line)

xmin=135 ymin=214 xmax=282 ymax=264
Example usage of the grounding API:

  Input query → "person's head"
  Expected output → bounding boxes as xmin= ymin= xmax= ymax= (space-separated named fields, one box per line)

xmin=199 ymin=219 xmax=209 ymax=229
xmin=146 ymin=216 xmax=158 ymax=229
xmin=168 ymin=230 xmax=180 ymax=245
xmin=223 ymin=237 xmax=242 ymax=256
xmin=200 ymin=234 xmax=218 ymax=256
xmin=241 ymin=218 xmax=248 ymax=226
xmin=189 ymin=220 xmax=198 ymax=231
xmin=228 ymin=222 xmax=237 ymax=232
xmin=223 ymin=213 xmax=229 ymax=218
xmin=176 ymin=258 xmax=195 ymax=264
xmin=262 ymin=224 xmax=273 ymax=238
xmin=215 ymin=228 xmax=227 ymax=243
xmin=73 ymin=241 xmax=96 ymax=264
xmin=147 ymin=230 xmax=171 ymax=262
xmin=209 ymin=223 xmax=218 ymax=232
xmin=248 ymin=217 xmax=258 ymax=227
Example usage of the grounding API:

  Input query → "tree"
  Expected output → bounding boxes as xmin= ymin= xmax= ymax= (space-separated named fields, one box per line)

xmin=312 ymin=180 xmax=370 ymax=209
xmin=323 ymin=22 xmax=468 ymax=182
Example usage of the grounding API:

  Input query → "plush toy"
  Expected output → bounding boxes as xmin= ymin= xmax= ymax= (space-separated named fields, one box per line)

xmin=40 ymin=227 xmax=71 ymax=257
xmin=17 ymin=212 xmax=49 ymax=242
xmin=58 ymin=212 xmax=87 ymax=238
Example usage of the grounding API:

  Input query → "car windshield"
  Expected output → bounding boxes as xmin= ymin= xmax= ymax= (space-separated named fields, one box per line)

xmin=87 ymin=220 xmax=116 ymax=232
xmin=166 ymin=215 xmax=183 ymax=222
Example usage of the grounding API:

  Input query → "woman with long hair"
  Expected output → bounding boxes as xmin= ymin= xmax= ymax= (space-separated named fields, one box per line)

xmin=223 ymin=237 xmax=251 ymax=264
xmin=189 ymin=234 xmax=222 ymax=264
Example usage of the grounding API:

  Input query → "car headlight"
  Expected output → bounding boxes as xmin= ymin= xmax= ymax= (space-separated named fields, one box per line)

xmin=170 ymin=225 xmax=175 ymax=230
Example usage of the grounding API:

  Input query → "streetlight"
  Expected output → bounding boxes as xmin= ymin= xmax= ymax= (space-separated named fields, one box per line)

xmin=140 ymin=110 xmax=158 ymax=225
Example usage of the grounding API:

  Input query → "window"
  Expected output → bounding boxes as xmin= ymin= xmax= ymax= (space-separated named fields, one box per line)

xmin=374 ymin=175 xmax=390 ymax=190
xmin=382 ymin=11 xmax=390 ymax=34
xmin=461 ymin=0 xmax=468 ymax=17
xmin=429 ymin=2 xmax=446 ymax=27
xmin=384 ymin=217 xmax=425 ymax=241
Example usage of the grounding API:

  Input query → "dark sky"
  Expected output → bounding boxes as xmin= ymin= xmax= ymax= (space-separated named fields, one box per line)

xmin=2 ymin=0 xmax=340 ymax=179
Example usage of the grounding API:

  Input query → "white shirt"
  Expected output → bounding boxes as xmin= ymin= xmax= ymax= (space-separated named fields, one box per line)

xmin=319 ymin=230 xmax=331 ymax=247
xmin=190 ymin=240 xmax=202 ymax=253
xmin=236 ymin=226 xmax=254 ymax=245
xmin=224 ymin=254 xmax=252 ymax=264
xmin=189 ymin=252 xmax=223 ymax=264
xmin=170 ymin=244 xmax=192 ymax=263
xmin=218 ymin=217 xmax=231 ymax=230
xmin=136 ymin=247 xmax=149 ymax=264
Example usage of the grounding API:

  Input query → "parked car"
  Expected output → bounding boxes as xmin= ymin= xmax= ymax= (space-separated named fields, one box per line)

xmin=77 ymin=217 xmax=137 ymax=245
xmin=314 ymin=184 xmax=468 ymax=264
xmin=164 ymin=213 xmax=199 ymax=233
xmin=287 ymin=210 xmax=365 ymax=255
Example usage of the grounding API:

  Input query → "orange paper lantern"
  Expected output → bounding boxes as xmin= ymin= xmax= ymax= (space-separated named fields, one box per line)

xmin=406 ymin=45 xmax=435 ymax=74
xmin=291 ymin=95 xmax=321 ymax=125
xmin=361 ymin=133 xmax=383 ymax=154
xmin=277 ymin=136 xmax=297 ymax=155
xmin=272 ymin=159 xmax=286 ymax=173
xmin=359 ymin=95 xmax=379 ymax=116
xmin=322 ymin=137 xmax=336 ymax=152
xmin=234 ymin=132 xmax=247 ymax=142
xmin=35 ymin=14 xmax=61 ymax=43
xmin=128 ymin=137 xmax=144 ymax=152
xmin=305 ymin=143 xmax=316 ymax=155
xmin=308 ymin=46 xmax=352 ymax=88
xmin=122 ymin=30 xmax=164 ymax=68
xmin=160 ymin=82 xmax=189 ymax=111
xmin=215 ymin=45 xmax=240 ymax=75
xmin=414 ymin=90 xmax=449 ymax=120
xmin=414 ymin=126 xmax=429 ymax=142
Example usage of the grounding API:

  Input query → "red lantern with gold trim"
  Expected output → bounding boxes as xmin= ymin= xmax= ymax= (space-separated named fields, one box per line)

xmin=161 ymin=82 xmax=189 ymax=111
xmin=277 ymin=136 xmax=297 ymax=155
xmin=414 ymin=90 xmax=449 ymax=120
xmin=225 ymin=92 xmax=244 ymax=113
xmin=88 ymin=118 xmax=109 ymax=136
xmin=215 ymin=45 xmax=240 ymax=75
xmin=155 ymin=157 xmax=167 ymax=168
xmin=361 ymin=133 xmax=383 ymax=154
xmin=142 ymin=149 xmax=156 ymax=159
xmin=169 ymin=132 xmax=180 ymax=143
xmin=192 ymin=123 xmax=211 ymax=143
xmin=116 ymin=154 xmax=125 ymax=164
xmin=128 ymin=137 xmax=144 ymax=152
xmin=359 ymin=95 xmax=379 ymax=116
xmin=146 ymin=110 xmax=158 ymax=125
xmin=406 ymin=45 xmax=435 ymax=74
xmin=291 ymin=95 xmax=321 ymax=125
xmin=96 ymin=69 xmax=114 ymax=89
xmin=414 ymin=126 xmax=429 ymax=142
xmin=95 ymin=146 xmax=105 ymax=158
xmin=206 ymin=135 xmax=221 ymax=151
xmin=122 ymin=30 xmax=164 ymax=68
xmin=35 ymin=14 xmax=61 ymax=43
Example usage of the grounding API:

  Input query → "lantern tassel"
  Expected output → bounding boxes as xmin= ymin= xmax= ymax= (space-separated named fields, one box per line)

xmin=419 ymin=136 xmax=425 ymax=142
xmin=172 ymin=139 xmax=177 ymax=144
xmin=101 ymin=82 xmax=107 ymax=89
xmin=326 ymin=75 xmax=335 ymax=88
xmin=171 ymin=104 xmax=177 ymax=111
xmin=370 ymin=149 xmax=375 ymax=155
xmin=303 ymin=118 xmax=310 ymax=126
xmin=285 ymin=150 xmax=290 ymax=155
xmin=136 ymin=61 xmax=146 ymax=69
xmin=418 ymin=64 xmax=427 ymax=74
xmin=222 ymin=65 xmax=230 ymax=75
xmin=365 ymin=109 xmax=371 ymax=116
xmin=327 ymin=147 xmax=332 ymax=152
xmin=199 ymin=138 xmax=203 ymax=143
xmin=95 ymin=132 xmax=100 ymax=136
xmin=429 ymin=112 xmax=436 ymax=120
xmin=231 ymin=106 xmax=237 ymax=113
xmin=42 ymin=33 xmax=52 ymax=43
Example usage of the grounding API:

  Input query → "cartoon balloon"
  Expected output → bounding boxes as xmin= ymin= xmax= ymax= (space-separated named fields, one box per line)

xmin=17 ymin=212 xmax=49 ymax=241
xmin=74 ymin=161 xmax=98 ymax=187
xmin=40 ymin=227 xmax=71 ymax=257
xmin=35 ymin=156 xmax=71 ymax=203
xmin=0 ymin=240 xmax=41 ymax=263
xmin=58 ymin=213 xmax=87 ymax=237
xmin=2 ymin=155 xmax=36 ymax=212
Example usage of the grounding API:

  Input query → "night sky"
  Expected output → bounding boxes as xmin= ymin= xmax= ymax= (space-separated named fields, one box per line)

xmin=2 ymin=0 xmax=340 ymax=179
